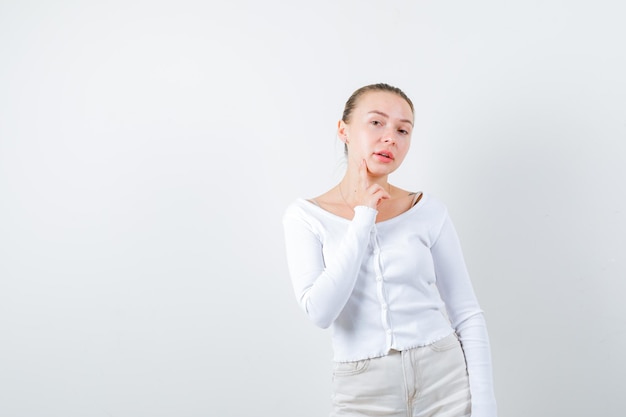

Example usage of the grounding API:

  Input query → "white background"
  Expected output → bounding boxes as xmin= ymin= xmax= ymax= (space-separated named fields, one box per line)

xmin=1 ymin=1 xmax=624 ymax=416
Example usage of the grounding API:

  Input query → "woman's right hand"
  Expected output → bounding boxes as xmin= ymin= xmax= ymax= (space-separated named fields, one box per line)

xmin=355 ymin=159 xmax=390 ymax=210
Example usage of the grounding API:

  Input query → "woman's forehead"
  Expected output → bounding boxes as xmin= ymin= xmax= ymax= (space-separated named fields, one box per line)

xmin=355 ymin=91 xmax=413 ymax=119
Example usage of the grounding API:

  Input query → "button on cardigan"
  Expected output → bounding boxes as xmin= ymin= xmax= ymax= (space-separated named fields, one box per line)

xmin=282 ymin=193 xmax=497 ymax=416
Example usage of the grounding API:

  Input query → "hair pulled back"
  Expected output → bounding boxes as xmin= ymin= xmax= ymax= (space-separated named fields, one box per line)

xmin=342 ymin=83 xmax=414 ymax=123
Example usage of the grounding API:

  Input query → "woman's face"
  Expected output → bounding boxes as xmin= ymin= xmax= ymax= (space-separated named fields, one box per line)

xmin=339 ymin=91 xmax=414 ymax=177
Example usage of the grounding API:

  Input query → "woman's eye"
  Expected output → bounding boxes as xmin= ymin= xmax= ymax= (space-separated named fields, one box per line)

xmin=399 ymin=129 xmax=409 ymax=135
xmin=371 ymin=120 xmax=381 ymax=126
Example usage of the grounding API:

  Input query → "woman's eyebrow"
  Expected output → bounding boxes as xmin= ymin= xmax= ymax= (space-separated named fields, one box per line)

xmin=367 ymin=110 xmax=413 ymax=126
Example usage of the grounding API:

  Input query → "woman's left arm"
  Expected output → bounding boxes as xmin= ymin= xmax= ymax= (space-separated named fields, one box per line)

xmin=431 ymin=212 xmax=498 ymax=417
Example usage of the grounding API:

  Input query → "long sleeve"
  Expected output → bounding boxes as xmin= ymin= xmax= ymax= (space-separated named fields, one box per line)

xmin=282 ymin=203 xmax=377 ymax=329
xmin=431 ymin=212 xmax=497 ymax=417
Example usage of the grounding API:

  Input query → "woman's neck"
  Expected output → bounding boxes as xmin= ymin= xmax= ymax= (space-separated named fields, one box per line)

xmin=340 ymin=170 xmax=390 ymax=192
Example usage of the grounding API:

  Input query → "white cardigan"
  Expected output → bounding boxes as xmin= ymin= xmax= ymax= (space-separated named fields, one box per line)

xmin=282 ymin=193 xmax=497 ymax=416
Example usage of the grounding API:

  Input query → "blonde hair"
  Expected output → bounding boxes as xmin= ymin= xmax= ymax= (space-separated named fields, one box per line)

xmin=342 ymin=83 xmax=414 ymax=123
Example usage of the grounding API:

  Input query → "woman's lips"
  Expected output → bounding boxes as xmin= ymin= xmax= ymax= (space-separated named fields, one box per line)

xmin=374 ymin=150 xmax=395 ymax=162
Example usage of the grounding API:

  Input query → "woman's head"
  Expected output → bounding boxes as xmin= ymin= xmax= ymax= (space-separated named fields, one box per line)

xmin=338 ymin=83 xmax=415 ymax=176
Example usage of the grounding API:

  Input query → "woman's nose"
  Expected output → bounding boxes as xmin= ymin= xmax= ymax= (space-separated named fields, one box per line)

xmin=383 ymin=127 xmax=397 ymax=143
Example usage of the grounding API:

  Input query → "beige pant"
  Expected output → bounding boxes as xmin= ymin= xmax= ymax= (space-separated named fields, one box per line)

xmin=331 ymin=333 xmax=471 ymax=417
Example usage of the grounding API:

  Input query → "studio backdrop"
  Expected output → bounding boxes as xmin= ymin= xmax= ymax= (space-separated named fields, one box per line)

xmin=0 ymin=1 xmax=624 ymax=416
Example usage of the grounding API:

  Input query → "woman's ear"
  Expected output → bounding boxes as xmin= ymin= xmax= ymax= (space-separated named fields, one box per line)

xmin=337 ymin=120 xmax=349 ymax=143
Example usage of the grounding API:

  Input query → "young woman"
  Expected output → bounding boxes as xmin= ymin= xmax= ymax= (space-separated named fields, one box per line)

xmin=282 ymin=83 xmax=497 ymax=417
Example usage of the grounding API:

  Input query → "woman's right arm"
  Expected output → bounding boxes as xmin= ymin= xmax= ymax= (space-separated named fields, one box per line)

xmin=282 ymin=205 xmax=376 ymax=328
